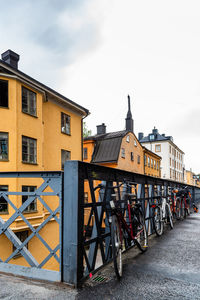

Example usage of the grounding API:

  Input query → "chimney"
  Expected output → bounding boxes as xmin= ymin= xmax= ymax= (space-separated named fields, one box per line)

xmin=138 ymin=132 xmax=144 ymax=141
xmin=125 ymin=95 xmax=134 ymax=132
xmin=152 ymin=126 xmax=158 ymax=135
xmin=1 ymin=49 xmax=20 ymax=69
xmin=97 ymin=123 xmax=106 ymax=135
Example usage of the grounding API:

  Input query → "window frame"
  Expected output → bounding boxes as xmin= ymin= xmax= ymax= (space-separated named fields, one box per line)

xmin=61 ymin=149 xmax=71 ymax=170
xmin=148 ymin=157 xmax=150 ymax=167
xmin=61 ymin=112 xmax=71 ymax=135
xmin=22 ymin=136 xmax=37 ymax=164
xmin=144 ymin=155 xmax=147 ymax=166
xmin=22 ymin=186 xmax=37 ymax=213
xmin=0 ymin=132 xmax=9 ymax=161
xmin=0 ymin=79 xmax=8 ymax=108
xmin=155 ymin=144 xmax=161 ymax=152
xmin=131 ymin=152 xmax=134 ymax=161
xmin=13 ymin=230 xmax=29 ymax=259
xmin=0 ymin=185 xmax=8 ymax=214
xmin=121 ymin=148 xmax=125 ymax=158
xmin=83 ymin=147 xmax=88 ymax=160
xmin=22 ymin=86 xmax=37 ymax=117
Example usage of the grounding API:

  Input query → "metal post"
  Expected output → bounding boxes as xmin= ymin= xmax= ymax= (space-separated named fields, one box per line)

xmin=62 ymin=161 xmax=83 ymax=287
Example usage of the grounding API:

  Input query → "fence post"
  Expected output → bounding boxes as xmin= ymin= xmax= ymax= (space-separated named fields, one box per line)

xmin=62 ymin=161 xmax=84 ymax=287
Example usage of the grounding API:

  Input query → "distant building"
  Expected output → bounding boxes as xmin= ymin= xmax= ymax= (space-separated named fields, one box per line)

xmin=138 ymin=127 xmax=184 ymax=182
xmin=186 ymin=170 xmax=200 ymax=187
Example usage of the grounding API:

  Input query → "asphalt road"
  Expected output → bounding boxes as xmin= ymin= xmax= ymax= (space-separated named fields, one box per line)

xmin=0 ymin=212 xmax=200 ymax=299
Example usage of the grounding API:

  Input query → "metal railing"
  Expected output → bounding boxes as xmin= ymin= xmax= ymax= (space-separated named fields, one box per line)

xmin=0 ymin=171 xmax=62 ymax=282
xmin=0 ymin=163 xmax=199 ymax=287
xmin=63 ymin=161 xmax=200 ymax=287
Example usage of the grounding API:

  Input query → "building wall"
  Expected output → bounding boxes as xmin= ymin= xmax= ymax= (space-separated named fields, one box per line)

xmin=0 ymin=75 xmax=84 ymax=270
xmin=144 ymin=150 xmax=161 ymax=177
xmin=117 ymin=133 xmax=144 ymax=174
xmin=43 ymin=99 xmax=82 ymax=170
xmin=141 ymin=140 xmax=184 ymax=181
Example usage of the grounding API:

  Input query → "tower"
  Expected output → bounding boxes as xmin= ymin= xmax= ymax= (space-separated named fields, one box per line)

xmin=125 ymin=95 xmax=134 ymax=132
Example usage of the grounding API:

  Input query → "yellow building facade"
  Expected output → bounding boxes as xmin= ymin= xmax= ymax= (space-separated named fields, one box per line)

xmin=0 ymin=49 xmax=88 ymax=271
xmin=143 ymin=147 xmax=161 ymax=177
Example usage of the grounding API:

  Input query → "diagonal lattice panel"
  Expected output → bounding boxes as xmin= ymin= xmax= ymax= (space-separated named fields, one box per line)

xmin=0 ymin=173 xmax=62 ymax=277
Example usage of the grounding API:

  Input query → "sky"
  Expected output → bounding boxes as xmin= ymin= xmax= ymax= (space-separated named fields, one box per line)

xmin=0 ymin=0 xmax=200 ymax=173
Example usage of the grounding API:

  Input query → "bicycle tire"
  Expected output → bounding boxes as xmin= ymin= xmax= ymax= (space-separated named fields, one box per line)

xmin=153 ymin=206 xmax=163 ymax=236
xmin=134 ymin=210 xmax=148 ymax=252
xmin=181 ymin=199 xmax=185 ymax=219
xmin=176 ymin=199 xmax=181 ymax=220
xmin=166 ymin=204 xmax=173 ymax=229
xmin=111 ymin=215 xmax=122 ymax=280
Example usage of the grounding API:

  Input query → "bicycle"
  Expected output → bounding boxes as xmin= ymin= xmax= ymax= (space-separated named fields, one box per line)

xmin=176 ymin=187 xmax=192 ymax=219
xmin=151 ymin=190 xmax=173 ymax=236
xmin=95 ymin=181 xmax=148 ymax=279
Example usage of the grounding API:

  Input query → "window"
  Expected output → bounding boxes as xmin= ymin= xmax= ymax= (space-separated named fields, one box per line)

xmin=13 ymin=231 xmax=29 ymax=258
xmin=155 ymin=144 xmax=161 ymax=152
xmin=126 ymin=135 xmax=130 ymax=143
xmin=134 ymin=139 xmax=137 ymax=146
xmin=22 ymin=186 xmax=37 ymax=212
xmin=137 ymin=155 xmax=140 ymax=164
xmin=0 ymin=185 xmax=8 ymax=213
xmin=61 ymin=149 xmax=71 ymax=169
xmin=170 ymin=158 xmax=171 ymax=166
xmin=22 ymin=136 xmax=37 ymax=164
xmin=148 ymin=157 xmax=150 ymax=167
xmin=154 ymin=160 xmax=156 ymax=169
xmin=0 ymin=80 xmax=8 ymax=108
xmin=169 ymin=145 xmax=171 ymax=153
xmin=61 ymin=112 xmax=71 ymax=135
xmin=157 ymin=161 xmax=159 ymax=170
xmin=83 ymin=147 xmax=88 ymax=160
xmin=149 ymin=134 xmax=154 ymax=141
xmin=151 ymin=159 xmax=153 ymax=168
xmin=84 ymin=192 xmax=88 ymax=203
xmin=144 ymin=155 xmax=147 ymax=166
xmin=121 ymin=148 xmax=125 ymax=158
xmin=22 ymin=87 xmax=36 ymax=116
xmin=0 ymin=132 xmax=8 ymax=160
xmin=131 ymin=152 xmax=134 ymax=161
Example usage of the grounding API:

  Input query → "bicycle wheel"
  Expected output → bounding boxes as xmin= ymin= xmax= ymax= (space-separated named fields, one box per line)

xmin=181 ymin=199 xmax=185 ymax=219
xmin=111 ymin=215 xmax=122 ymax=279
xmin=176 ymin=199 xmax=181 ymax=220
xmin=153 ymin=206 xmax=163 ymax=236
xmin=135 ymin=210 xmax=148 ymax=252
xmin=166 ymin=204 xmax=173 ymax=229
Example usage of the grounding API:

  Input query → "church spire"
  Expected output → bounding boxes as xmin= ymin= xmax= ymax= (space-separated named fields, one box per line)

xmin=125 ymin=95 xmax=134 ymax=132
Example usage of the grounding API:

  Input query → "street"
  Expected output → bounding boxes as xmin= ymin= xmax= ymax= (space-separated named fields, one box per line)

xmin=0 ymin=212 xmax=200 ymax=299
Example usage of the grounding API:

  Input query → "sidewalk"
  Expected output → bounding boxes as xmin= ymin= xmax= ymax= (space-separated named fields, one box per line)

xmin=0 ymin=212 xmax=200 ymax=299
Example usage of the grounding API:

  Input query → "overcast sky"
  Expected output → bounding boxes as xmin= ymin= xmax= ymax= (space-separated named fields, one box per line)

xmin=1 ymin=0 xmax=200 ymax=173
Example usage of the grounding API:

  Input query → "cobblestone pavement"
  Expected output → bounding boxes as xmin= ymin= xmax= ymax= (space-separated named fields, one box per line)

xmin=0 ymin=212 xmax=200 ymax=299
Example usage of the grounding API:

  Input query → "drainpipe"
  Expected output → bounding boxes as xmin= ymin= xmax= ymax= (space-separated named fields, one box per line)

xmin=81 ymin=112 xmax=90 ymax=161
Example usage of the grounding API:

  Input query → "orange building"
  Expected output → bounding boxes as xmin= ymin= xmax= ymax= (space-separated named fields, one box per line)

xmin=143 ymin=146 xmax=161 ymax=177
xmin=83 ymin=97 xmax=144 ymax=174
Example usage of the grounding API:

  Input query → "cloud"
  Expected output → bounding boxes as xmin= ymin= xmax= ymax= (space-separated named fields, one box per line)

xmin=0 ymin=0 xmax=103 ymax=86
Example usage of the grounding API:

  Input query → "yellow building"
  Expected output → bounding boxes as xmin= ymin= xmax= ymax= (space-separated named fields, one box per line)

xmin=0 ymin=49 xmax=88 ymax=270
xmin=143 ymin=146 xmax=161 ymax=177
xmin=186 ymin=170 xmax=200 ymax=187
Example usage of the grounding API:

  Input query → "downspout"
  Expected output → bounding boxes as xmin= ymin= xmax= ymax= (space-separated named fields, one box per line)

xmin=81 ymin=112 xmax=90 ymax=161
